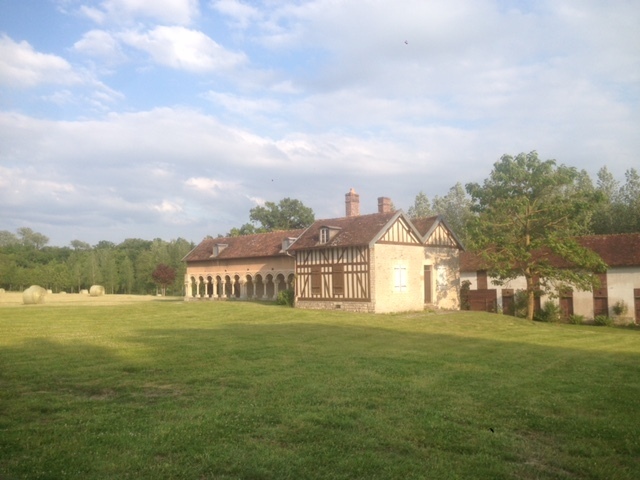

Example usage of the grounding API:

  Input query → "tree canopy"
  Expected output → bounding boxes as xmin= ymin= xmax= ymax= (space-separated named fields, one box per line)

xmin=465 ymin=151 xmax=607 ymax=321
xmin=229 ymin=198 xmax=315 ymax=236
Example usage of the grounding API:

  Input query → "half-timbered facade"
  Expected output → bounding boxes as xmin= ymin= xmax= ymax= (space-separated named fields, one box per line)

xmin=183 ymin=190 xmax=465 ymax=313
xmin=288 ymin=192 xmax=464 ymax=313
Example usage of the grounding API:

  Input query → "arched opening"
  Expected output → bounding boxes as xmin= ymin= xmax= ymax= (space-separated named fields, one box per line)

xmin=266 ymin=274 xmax=275 ymax=299
xmin=206 ymin=275 xmax=214 ymax=298
xmin=233 ymin=275 xmax=241 ymax=298
xmin=246 ymin=275 xmax=254 ymax=299
xmin=255 ymin=274 xmax=264 ymax=299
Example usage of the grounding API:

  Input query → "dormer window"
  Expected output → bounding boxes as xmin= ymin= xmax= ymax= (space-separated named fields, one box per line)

xmin=282 ymin=237 xmax=297 ymax=251
xmin=213 ymin=243 xmax=228 ymax=257
xmin=320 ymin=228 xmax=330 ymax=244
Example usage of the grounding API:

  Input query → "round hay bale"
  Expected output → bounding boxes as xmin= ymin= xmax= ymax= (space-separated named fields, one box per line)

xmin=89 ymin=285 xmax=105 ymax=297
xmin=80 ymin=289 xmax=89 ymax=295
xmin=23 ymin=285 xmax=47 ymax=305
xmin=0 ymin=288 xmax=5 ymax=294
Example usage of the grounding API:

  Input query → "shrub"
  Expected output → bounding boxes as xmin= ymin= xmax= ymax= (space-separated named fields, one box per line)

xmin=593 ymin=315 xmax=613 ymax=327
xmin=568 ymin=314 xmax=584 ymax=325
xmin=535 ymin=301 xmax=561 ymax=323
xmin=276 ymin=288 xmax=295 ymax=307
xmin=513 ymin=290 xmax=529 ymax=318
xmin=460 ymin=281 xmax=471 ymax=310
xmin=612 ymin=300 xmax=628 ymax=317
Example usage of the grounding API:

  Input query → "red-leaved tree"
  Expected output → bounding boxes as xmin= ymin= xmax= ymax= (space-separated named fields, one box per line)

xmin=152 ymin=263 xmax=176 ymax=296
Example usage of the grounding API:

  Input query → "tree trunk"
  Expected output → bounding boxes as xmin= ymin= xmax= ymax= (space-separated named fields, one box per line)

xmin=525 ymin=273 xmax=535 ymax=321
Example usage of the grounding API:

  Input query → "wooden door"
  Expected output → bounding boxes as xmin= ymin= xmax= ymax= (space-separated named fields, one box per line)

xmin=560 ymin=289 xmax=574 ymax=320
xmin=424 ymin=266 xmax=432 ymax=304
xmin=502 ymin=289 xmax=515 ymax=316
xmin=635 ymin=289 xmax=640 ymax=324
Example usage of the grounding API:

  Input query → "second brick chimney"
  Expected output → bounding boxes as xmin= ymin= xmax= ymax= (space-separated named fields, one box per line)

xmin=378 ymin=197 xmax=392 ymax=213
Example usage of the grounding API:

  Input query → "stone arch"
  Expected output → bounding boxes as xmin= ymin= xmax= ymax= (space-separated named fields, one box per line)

xmin=276 ymin=273 xmax=287 ymax=294
xmin=206 ymin=275 xmax=214 ymax=298
xmin=233 ymin=275 xmax=241 ymax=298
xmin=245 ymin=274 xmax=255 ymax=299
xmin=255 ymin=274 xmax=265 ymax=299
xmin=265 ymin=274 xmax=275 ymax=299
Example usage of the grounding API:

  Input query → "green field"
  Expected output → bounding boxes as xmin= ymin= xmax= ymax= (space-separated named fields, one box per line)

xmin=1 ymin=299 xmax=639 ymax=479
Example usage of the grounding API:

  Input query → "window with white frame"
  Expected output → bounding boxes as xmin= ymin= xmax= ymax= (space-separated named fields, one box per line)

xmin=394 ymin=266 xmax=407 ymax=292
xmin=319 ymin=227 xmax=329 ymax=244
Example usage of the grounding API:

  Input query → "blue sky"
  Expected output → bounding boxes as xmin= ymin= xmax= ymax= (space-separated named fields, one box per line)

xmin=1 ymin=0 xmax=639 ymax=246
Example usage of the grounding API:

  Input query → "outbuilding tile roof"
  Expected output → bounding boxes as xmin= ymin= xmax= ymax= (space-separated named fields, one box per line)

xmin=184 ymin=229 xmax=304 ymax=262
xmin=460 ymin=233 xmax=640 ymax=271
xmin=288 ymin=211 xmax=399 ymax=250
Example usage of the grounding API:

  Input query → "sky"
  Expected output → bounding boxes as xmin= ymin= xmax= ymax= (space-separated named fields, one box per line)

xmin=1 ymin=0 xmax=638 ymax=247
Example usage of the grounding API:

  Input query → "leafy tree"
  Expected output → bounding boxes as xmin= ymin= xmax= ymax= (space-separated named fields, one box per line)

xmin=70 ymin=239 xmax=91 ymax=251
xmin=431 ymin=183 xmax=473 ymax=245
xmin=152 ymin=264 xmax=176 ymax=296
xmin=0 ymin=231 xmax=19 ymax=247
xmin=620 ymin=168 xmax=640 ymax=232
xmin=248 ymin=198 xmax=315 ymax=232
xmin=17 ymin=228 xmax=49 ymax=249
xmin=228 ymin=223 xmax=259 ymax=237
xmin=408 ymin=184 xmax=473 ymax=244
xmin=465 ymin=151 xmax=607 ymax=321
xmin=407 ymin=192 xmax=434 ymax=219
xmin=118 ymin=255 xmax=135 ymax=294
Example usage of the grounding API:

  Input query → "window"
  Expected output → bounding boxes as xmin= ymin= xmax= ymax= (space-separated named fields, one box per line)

xmin=320 ymin=228 xmax=330 ymax=244
xmin=311 ymin=266 xmax=322 ymax=295
xmin=332 ymin=264 xmax=344 ymax=296
xmin=394 ymin=266 xmax=407 ymax=292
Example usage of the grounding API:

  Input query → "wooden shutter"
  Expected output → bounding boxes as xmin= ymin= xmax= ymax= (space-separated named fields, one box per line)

xmin=332 ymin=264 xmax=344 ymax=296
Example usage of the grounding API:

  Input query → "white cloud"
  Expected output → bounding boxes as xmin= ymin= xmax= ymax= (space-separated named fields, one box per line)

xmin=73 ymin=30 xmax=126 ymax=64
xmin=203 ymin=91 xmax=281 ymax=116
xmin=212 ymin=0 xmax=260 ymax=29
xmin=120 ymin=26 xmax=247 ymax=72
xmin=0 ymin=35 xmax=81 ymax=87
xmin=84 ymin=0 xmax=199 ymax=26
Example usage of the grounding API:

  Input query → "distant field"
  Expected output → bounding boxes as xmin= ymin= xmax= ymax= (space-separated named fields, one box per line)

xmin=1 ymin=301 xmax=639 ymax=479
xmin=0 ymin=291 xmax=179 ymax=307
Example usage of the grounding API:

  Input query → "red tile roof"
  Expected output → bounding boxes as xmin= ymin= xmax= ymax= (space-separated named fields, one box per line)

xmin=411 ymin=216 xmax=439 ymax=237
xmin=288 ymin=211 xmax=399 ymax=250
xmin=184 ymin=229 xmax=304 ymax=262
xmin=460 ymin=233 xmax=640 ymax=271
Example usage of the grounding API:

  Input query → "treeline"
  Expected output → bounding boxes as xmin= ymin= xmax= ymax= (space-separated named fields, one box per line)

xmin=408 ymin=165 xmax=640 ymax=245
xmin=0 ymin=229 xmax=194 ymax=295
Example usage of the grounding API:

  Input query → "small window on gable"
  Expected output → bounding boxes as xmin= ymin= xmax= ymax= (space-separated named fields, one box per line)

xmin=320 ymin=227 xmax=330 ymax=244
xmin=394 ymin=266 xmax=407 ymax=293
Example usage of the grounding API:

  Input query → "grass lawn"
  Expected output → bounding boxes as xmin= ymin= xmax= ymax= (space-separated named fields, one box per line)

xmin=1 ymin=298 xmax=639 ymax=479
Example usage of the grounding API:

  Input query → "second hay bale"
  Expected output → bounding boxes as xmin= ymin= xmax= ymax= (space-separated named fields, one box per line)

xmin=89 ymin=285 xmax=105 ymax=297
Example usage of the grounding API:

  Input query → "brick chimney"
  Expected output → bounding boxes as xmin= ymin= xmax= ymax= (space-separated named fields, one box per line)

xmin=345 ymin=188 xmax=360 ymax=217
xmin=378 ymin=197 xmax=392 ymax=213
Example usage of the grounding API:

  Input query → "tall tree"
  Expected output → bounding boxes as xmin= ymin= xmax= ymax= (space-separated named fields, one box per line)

xmin=229 ymin=198 xmax=315 ymax=235
xmin=407 ymin=192 xmax=434 ymax=219
xmin=17 ymin=228 xmax=49 ymax=249
xmin=465 ymin=151 xmax=607 ymax=321
xmin=620 ymin=168 xmax=640 ymax=233
xmin=431 ymin=183 xmax=473 ymax=245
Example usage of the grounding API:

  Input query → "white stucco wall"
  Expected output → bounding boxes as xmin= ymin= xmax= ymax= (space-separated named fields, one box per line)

xmin=462 ymin=267 xmax=640 ymax=321
xmin=371 ymin=243 xmax=425 ymax=313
